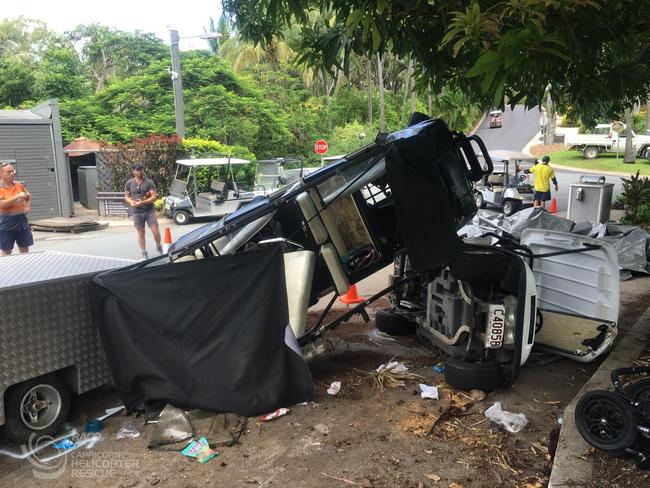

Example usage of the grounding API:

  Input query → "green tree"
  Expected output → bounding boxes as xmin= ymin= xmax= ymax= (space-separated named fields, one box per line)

xmin=0 ymin=59 xmax=35 ymax=107
xmin=33 ymin=44 xmax=90 ymax=100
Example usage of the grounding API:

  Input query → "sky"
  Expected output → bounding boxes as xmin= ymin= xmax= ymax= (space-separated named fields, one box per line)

xmin=2 ymin=0 xmax=223 ymax=50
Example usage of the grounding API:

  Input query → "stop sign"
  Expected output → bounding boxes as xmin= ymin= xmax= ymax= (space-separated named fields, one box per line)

xmin=314 ymin=139 xmax=329 ymax=155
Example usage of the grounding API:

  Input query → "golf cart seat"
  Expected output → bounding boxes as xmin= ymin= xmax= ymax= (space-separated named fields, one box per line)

xmin=487 ymin=174 xmax=504 ymax=190
xmin=197 ymin=180 xmax=226 ymax=202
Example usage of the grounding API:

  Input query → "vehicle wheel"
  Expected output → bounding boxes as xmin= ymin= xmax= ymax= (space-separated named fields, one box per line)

xmin=444 ymin=358 xmax=503 ymax=392
xmin=583 ymin=146 xmax=600 ymax=160
xmin=173 ymin=210 xmax=190 ymax=225
xmin=502 ymin=200 xmax=520 ymax=217
xmin=625 ymin=378 xmax=650 ymax=403
xmin=449 ymin=248 xmax=509 ymax=283
xmin=4 ymin=374 xmax=71 ymax=443
xmin=375 ymin=308 xmax=416 ymax=336
xmin=474 ymin=192 xmax=486 ymax=209
xmin=575 ymin=390 xmax=638 ymax=456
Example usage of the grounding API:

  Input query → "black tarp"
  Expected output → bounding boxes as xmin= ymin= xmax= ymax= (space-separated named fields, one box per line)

xmin=91 ymin=246 xmax=314 ymax=415
xmin=385 ymin=120 xmax=472 ymax=271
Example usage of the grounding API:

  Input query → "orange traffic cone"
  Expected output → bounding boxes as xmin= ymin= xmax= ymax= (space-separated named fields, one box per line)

xmin=339 ymin=284 xmax=365 ymax=304
xmin=549 ymin=197 xmax=558 ymax=214
xmin=162 ymin=227 xmax=172 ymax=253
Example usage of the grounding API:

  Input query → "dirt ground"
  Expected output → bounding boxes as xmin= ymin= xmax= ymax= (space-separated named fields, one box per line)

xmin=1 ymin=278 xmax=649 ymax=488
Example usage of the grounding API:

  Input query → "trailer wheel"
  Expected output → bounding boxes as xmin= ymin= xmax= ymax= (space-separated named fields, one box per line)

xmin=4 ymin=374 xmax=71 ymax=443
xmin=444 ymin=358 xmax=503 ymax=392
xmin=375 ymin=308 xmax=416 ymax=336
xmin=575 ymin=390 xmax=637 ymax=457
xmin=173 ymin=210 xmax=190 ymax=225
xmin=583 ymin=146 xmax=599 ymax=160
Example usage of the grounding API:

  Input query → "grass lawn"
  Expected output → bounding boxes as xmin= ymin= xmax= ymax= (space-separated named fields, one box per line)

xmin=547 ymin=149 xmax=650 ymax=175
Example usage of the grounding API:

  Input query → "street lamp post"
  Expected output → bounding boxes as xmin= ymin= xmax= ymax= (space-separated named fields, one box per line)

xmin=169 ymin=30 xmax=223 ymax=139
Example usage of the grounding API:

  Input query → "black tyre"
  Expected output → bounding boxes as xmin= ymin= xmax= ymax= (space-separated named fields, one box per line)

xmin=502 ymin=199 xmax=520 ymax=217
xmin=173 ymin=210 xmax=190 ymax=225
xmin=449 ymin=248 xmax=509 ymax=283
xmin=4 ymin=374 xmax=71 ymax=443
xmin=625 ymin=378 xmax=650 ymax=403
xmin=575 ymin=390 xmax=638 ymax=456
xmin=375 ymin=308 xmax=416 ymax=336
xmin=583 ymin=146 xmax=599 ymax=160
xmin=444 ymin=358 xmax=503 ymax=392
xmin=475 ymin=192 xmax=486 ymax=209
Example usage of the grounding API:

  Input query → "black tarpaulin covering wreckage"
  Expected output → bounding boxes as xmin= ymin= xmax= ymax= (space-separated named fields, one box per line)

xmin=90 ymin=246 xmax=314 ymax=415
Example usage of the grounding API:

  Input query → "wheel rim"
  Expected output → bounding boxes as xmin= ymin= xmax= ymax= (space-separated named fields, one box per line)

xmin=503 ymin=202 xmax=513 ymax=215
xmin=175 ymin=212 xmax=187 ymax=224
xmin=580 ymin=397 xmax=629 ymax=446
xmin=20 ymin=384 xmax=62 ymax=430
xmin=475 ymin=194 xmax=483 ymax=207
xmin=586 ymin=148 xmax=597 ymax=158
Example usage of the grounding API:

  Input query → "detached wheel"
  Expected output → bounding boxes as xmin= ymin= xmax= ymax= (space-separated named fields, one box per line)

xmin=502 ymin=200 xmax=520 ymax=217
xmin=583 ymin=146 xmax=600 ymax=159
xmin=4 ymin=375 xmax=71 ymax=443
xmin=475 ymin=192 xmax=486 ymax=209
xmin=375 ymin=308 xmax=416 ymax=336
xmin=625 ymin=378 xmax=650 ymax=404
xmin=173 ymin=210 xmax=190 ymax=225
xmin=575 ymin=390 xmax=638 ymax=456
xmin=444 ymin=358 xmax=503 ymax=392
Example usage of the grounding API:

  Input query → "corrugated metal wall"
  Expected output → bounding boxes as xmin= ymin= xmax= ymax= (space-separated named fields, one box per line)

xmin=0 ymin=124 xmax=59 ymax=220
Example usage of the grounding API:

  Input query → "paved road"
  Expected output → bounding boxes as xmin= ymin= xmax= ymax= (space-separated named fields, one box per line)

xmin=474 ymin=105 xmax=625 ymax=214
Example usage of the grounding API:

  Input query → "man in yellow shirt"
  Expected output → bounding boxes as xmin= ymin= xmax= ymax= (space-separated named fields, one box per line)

xmin=523 ymin=155 xmax=559 ymax=209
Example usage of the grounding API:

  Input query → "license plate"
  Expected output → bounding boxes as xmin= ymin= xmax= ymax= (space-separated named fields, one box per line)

xmin=486 ymin=304 xmax=506 ymax=349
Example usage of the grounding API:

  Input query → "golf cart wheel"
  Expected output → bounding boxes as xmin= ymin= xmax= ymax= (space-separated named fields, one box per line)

xmin=625 ymin=378 xmax=650 ymax=403
xmin=375 ymin=308 xmax=416 ymax=336
xmin=502 ymin=200 xmax=520 ymax=217
xmin=583 ymin=146 xmax=599 ymax=160
xmin=173 ymin=210 xmax=190 ymax=225
xmin=474 ymin=192 xmax=486 ymax=209
xmin=4 ymin=374 xmax=71 ymax=443
xmin=575 ymin=390 xmax=638 ymax=456
xmin=449 ymin=248 xmax=509 ymax=283
xmin=444 ymin=358 xmax=503 ymax=392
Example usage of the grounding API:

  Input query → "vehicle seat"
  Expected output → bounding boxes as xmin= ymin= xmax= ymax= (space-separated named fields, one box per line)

xmin=198 ymin=180 xmax=226 ymax=202
xmin=296 ymin=190 xmax=350 ymax=296
xmin=284 ymin=250 xmax=315 ymax=337
xmin=487 ymin=174 xmax=504 ymax=190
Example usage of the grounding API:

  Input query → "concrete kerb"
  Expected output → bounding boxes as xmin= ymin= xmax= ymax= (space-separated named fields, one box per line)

xmin=548 ymin=305 xmax=650 ymax=487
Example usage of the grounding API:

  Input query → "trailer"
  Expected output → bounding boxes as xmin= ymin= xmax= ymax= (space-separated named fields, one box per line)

xmin=0 ymin=251 xmax=133 ymax=442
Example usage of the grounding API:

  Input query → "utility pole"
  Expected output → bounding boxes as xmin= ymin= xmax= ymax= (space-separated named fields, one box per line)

xmin=170 ymin=30 xmax=185 ymax=139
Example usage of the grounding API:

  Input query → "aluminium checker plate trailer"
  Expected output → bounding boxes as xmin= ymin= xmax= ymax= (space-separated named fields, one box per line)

xmin=0 ymin=251 xmax=133 ymax=442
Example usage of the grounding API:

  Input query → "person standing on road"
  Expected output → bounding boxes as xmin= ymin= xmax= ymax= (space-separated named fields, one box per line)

xmin=522 ymin=155 xmax=558 ymax=209
xmin=0 ymin=161 xmax=33 ymax=255
xmin=124 ymin=163 xmax=162 ymax=259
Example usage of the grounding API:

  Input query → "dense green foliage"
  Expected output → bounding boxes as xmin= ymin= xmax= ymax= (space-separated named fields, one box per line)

xmin=620 ymin=171 xmax=650 ymax=228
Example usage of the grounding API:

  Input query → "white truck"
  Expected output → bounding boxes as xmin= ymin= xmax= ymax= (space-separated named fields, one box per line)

xmin=565 ymin=123 xmax=650 ymax=159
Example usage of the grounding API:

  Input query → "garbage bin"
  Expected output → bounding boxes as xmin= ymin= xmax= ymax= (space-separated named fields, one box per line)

xmin=78 ymin=166 xmax=98 ymax=210
xmin=567 ymin=175 xmax=614 ymax=223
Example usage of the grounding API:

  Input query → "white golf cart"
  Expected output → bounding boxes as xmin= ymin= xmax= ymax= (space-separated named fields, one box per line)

xmin=164 ymin=158 xmax=261 ymax=225
xmin=474 ymin=150 xmax=536 ymax=216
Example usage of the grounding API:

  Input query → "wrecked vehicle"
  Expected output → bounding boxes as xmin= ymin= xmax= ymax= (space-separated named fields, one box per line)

xmin=384 ymin=228 xmax=619 ymax=391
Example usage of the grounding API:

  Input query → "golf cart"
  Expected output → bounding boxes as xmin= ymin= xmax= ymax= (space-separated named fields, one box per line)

xmin=474 ymin=150 xmax=535 ymax=216
xmin=164 ymin=158 xmax=260 ymax=225
xmin=489 ymin=110 xmax=503 ymax=128
xmin=255 ymin=157 xmax=319 ymax=193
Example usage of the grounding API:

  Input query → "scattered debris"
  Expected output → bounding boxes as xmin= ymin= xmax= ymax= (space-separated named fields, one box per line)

xmin=181 ymin=436 xmax=218 ymax=464
xmin=468 ymin=390 xmax=486 ymax=402
xmin=115 ymin=419 xmax=141 ymax=439
xmin=314 ymin=423 xmax=332 ymax=435
xmin=424 ymin=473 xmax=441 ymax=482
xmin=320 ymin=472 xmax=372 ymax=486
xmin=484 ymin=402 xmax=528 ymax=433
xmin=148 ymin=404 xmax=194 ymax=449
xmin=327 ymin=381 xmax=342 ymax=395
xmin=260 ymin=408 xmax=290 ymax=421
xmin=419 ymin=384 xmax=440 ymax=400
xmin=364 ymin=358 xmax=424 ymax=391
xmin=84 ymin=418 xmax=103 ymax=433
xmin=433 ymin=363 xmax=445 ymax=373
xmin=52 ymin=438 xmax=76 ymax=451
xmin=96 ymin=405 xmax=126 ymax=422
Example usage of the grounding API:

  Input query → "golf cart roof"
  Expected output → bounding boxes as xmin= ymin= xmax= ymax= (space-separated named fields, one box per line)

xmin=176 ymin=158 xmax=251 ymax=167
xmin=488 ymin=150 xmax=536 ymax=163
xmin=489 ymin=110 xmax=502 ymax=116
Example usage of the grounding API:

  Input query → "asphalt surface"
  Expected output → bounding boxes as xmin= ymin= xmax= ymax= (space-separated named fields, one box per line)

xmin=474 ymin=105 xmax=625 ymax=213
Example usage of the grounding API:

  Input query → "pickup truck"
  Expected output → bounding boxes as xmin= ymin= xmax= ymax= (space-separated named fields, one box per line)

xmin=565 ymin=124 xmax=650 ymax=159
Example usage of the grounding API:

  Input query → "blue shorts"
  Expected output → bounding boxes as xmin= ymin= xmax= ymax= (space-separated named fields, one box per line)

xmin=533 ymin=191 xmax=551 ymax=201
xmin=132 ymin=211 xmax=158 ymax=229
xmin=0 ymin=228 xmax=34 ymax=251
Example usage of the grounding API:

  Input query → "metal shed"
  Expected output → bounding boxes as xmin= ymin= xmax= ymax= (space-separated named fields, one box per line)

xmin=0 ymin=100 xmax=73 ymax=219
